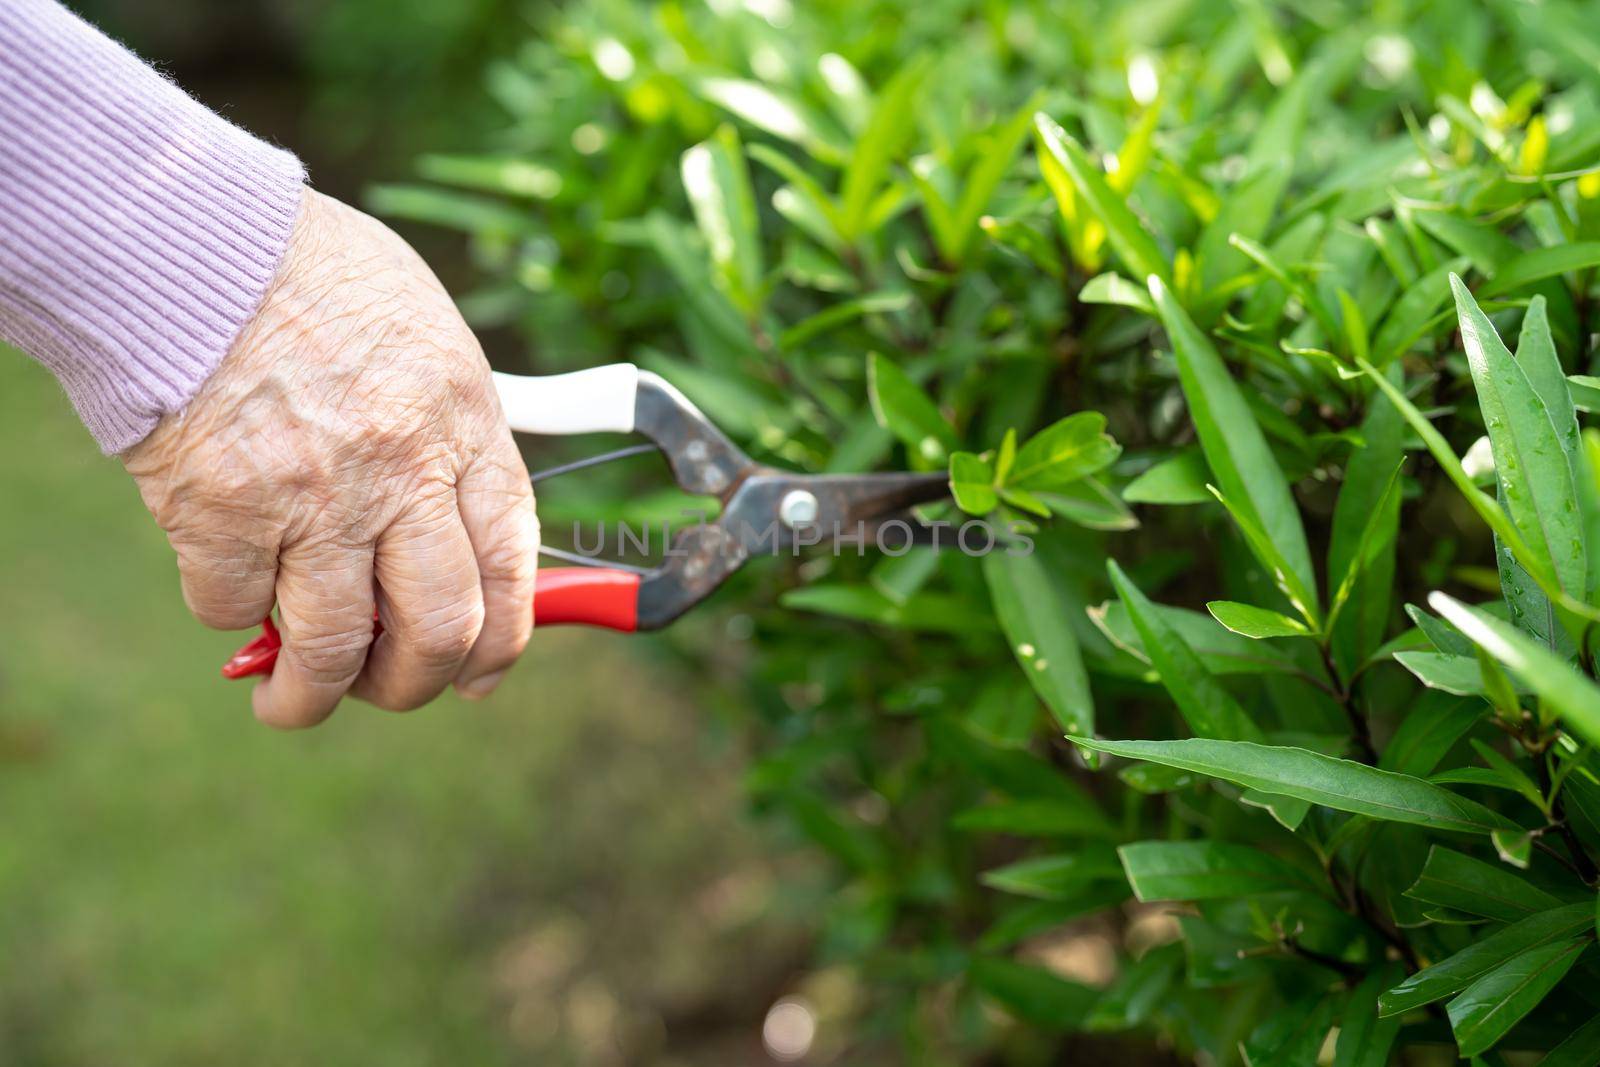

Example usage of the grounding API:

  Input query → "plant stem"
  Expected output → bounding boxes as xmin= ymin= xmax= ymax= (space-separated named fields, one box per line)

xmin=1534 ymin=755 xmax=1599 ymax=885
xmin=1320 ymin=641 xmax=1377 ymax=763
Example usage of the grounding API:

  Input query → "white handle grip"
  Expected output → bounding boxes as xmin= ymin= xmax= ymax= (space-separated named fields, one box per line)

xmin=493 ymin=364 xmax=639 ymax=435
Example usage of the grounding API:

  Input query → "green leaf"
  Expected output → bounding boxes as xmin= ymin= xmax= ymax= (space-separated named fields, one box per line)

xmin=680 ymin=125 xmax=763 ymax=317
xmin=1089 ymin=600 xmax=1296 ymax=676
xmin=1117 ymin=840 xmax=1312 ymax=901
xmin=1490 ymin=826 xmax=1534 ymax=868
xmin=1481 ymin=241 xmax=1600 ymax=298
xmin=1356 ymin=357 xmax=1554 ymax=592
xmin=779 ymin=291 xmax=911 ymax=348
xmin=999 ymin=486 xmax=1051 ymax=518
xmin=1008 ymin=413 xmax=1121 ymax=491
xmin=1118 ymin=762 xmax=1196 ymax=794
xmin=1542 ymin=1012 xmax=1600 ymax=1067
xmin=1452 ymin=275 xmax=1586 ymax=599
xmin=968 ymin=956 xmax=1097 ymax=1030
xmin=1207 ymin=485 xmax=1320 ymax=626
xmin=1229 ymin=232 xmax=1339 ymax=340
xmin=1568 ymin=375 xmax=1600 ymax=413
xmin=1447 ymin=937 xmax=1588 ymax=1057
xmin=1404 ymin=845 xmax=1563 ymax=922
xmin=696 ymin=77 xmax=846 ymax=164
xmin=779 ymin=584 xmax=989 ymax=633
xmin=953 ymin=798 xmax=1115 ymax=839
xmin=963 ymin=677 xmax=1035 ymax=749
xmin=1080 ymin=272 xmax=1155 ymax=314
xmin=941 ymin=96 xmax=1039 ymax=263
xmin=1034 ymin=114 xmax=1168 ymax=282
xmin=1379 ymin=692 xmax=1483 ymax=777
xmin=980 ymin=847 xmax=1124 ymax=900
xmin=949 ymin=452 xmax=998 ymax=515
xmin=1072 ymin=737 xmax=1519 ymax=835
xmin=1123 ymin=449 xmax=1213 ymax=505
xmin=994 ymin=429 xmax=1017 ymax=485
xmin=1035 ymin=477 xmax=1139 ymax=531
xmin=1394 ymin=651 xmax=1509 ymax=698
xmin=985 ymin=550 xmax=1095 ymax=737
xmin=1430 ymin=593 xmax=1600 ymax=748
xmin=1085 ymin=944 xmax=1183 ymax=1032
xmin=1515 ymin=296 xmax=1581 ymax=469
xmin=1378 ymin=902 xmax=1593 ymax=1015
xmin=747 ymin=143 xmax=842 ymax=240
xmin=1106 ymin=561 xmax=1264 ymax=742
xmin=364 ymin=183 xmax=533 ymax=236
xmin=1150 ymin=275 xmax=1317 ymax=610
xmin=1334 ymin=965 xmax=1404 ymax=1067
xmin=1405 ymin=604 xmax=1474 ymax=656
xmin=1196 ymin=160 xmax=1291 ymax=295
xmin=1324 ymin=461 xmax=1404 ymax=638
xmin=979 ymin=890 xmax=1129 ymax=952
xmin=868 ymin=353 xmax=956 ymax=464
xmin=839 ymin=58 xmax=930 ymax=239
xmin=1247 ymin=789 xmax=1315 ymax=831
xmin=1206 ymin=601 xmax=1312 ymax=639
xmin=1371 ymin=259 xmax=1469 ymax=365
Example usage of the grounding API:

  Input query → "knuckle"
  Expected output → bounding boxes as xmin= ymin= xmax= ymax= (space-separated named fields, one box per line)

xmin=407 ymin=602 xmax=484 ymax=666
xmin=291 ymin=628 xmax=372 ymax=682
xmin=366 ymin=686 xmax=433 ymax=714
xmin=188 ymin=596 xmax=266 ymax=631
xmin=478 ymin=523 xmax=539 ymax=584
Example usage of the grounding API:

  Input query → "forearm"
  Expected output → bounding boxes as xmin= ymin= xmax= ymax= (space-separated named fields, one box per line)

xmin=0 ymin=0 xmax=305 ymax=454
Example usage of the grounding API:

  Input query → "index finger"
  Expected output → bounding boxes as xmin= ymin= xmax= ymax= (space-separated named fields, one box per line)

xmin=252 ymin=542 xmax=376 ymax=729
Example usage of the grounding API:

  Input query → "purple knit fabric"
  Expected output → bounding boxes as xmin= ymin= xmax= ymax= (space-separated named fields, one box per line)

xmin=0 ymin=0 xmax=306 ymax=454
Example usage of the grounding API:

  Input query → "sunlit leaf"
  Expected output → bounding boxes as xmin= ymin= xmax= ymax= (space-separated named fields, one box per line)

xmin=1073 ymin=737 xmax=1519 ymax=834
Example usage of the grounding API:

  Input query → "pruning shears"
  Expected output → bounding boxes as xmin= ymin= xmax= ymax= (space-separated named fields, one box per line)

xmin=223 ymin=363 xmax=951 ymax=679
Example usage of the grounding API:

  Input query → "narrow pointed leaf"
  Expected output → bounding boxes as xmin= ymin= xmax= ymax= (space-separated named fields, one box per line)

xmin=1453 ymin=275 xmax=1585 ymax=598
xmin=1034 ymin=114 xmax=1167 ymax=281
xmin=981 ymin=846 xmax=1124 ymax=900
xmin=1123 ymin=448 xmax=1212 ymax=504
xmin=1378 ymin=902 xmax=1592 ymax=1015
xmin=986 ymin=550 xmax=1094 ymax=737
xmin=1430 ymin=593 xmax=1600 ymax=747
xmin=1071 ymin=737 xmax=1519 ymax=834
xmin=868 ymin=353 xmax=956 ymax=463
xmin=1357 ymin=357 xmax=1554 ymax=591
xmin=1542 ymin=1013 xmax=1600 ymax=1067
xmin=1106 ymin=562 xmax=1264 ymax=742
xmin=1404 ymin=845 xmax=1562 ymax=922
xmin=1379 ymin=692 xmax=1483 ymax=777
xmin=1117 ymin=841 xmax=1314 ymax=902
xmin=1208 ymin=485 xmax=1320 ymax=625
xmin=1481 ymin=241 xmax=1600 ymax=298
xmin=1447 ymin=937 xmax=1587 ymax=1057
xmin=681 ymin=126 xmax=763 ymax=316
xmin=840 ymin=58 xmax=931 ymax=238
xmin=1150 ymin=276 xmax=1316 ymax=606
xmin=1206 ymin=601 xmax=1311 ymax=639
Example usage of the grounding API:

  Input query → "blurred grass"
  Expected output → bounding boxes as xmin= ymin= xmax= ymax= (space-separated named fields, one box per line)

xmin=0 ymin=351 xmax=806 ymax=1065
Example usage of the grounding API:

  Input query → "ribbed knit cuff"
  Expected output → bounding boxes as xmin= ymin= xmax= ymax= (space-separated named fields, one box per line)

xmin=0 ymin=0 xmax=306 ymax=454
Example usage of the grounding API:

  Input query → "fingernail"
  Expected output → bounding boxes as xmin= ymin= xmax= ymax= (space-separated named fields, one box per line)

xmin=458 ymin=670 xmax=507 ymax=700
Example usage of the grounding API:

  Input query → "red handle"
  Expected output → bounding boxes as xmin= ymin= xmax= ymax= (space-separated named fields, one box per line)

xmin=221 ymin=567 xmax=641 ymax=679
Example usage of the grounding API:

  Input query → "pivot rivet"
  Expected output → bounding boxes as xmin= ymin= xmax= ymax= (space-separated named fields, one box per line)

xmin=779 ymin=489 xmax=819 ymax=528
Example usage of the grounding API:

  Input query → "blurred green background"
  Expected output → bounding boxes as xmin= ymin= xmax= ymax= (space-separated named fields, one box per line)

xmin=0 ymin=3 xmax=818 ymax=1064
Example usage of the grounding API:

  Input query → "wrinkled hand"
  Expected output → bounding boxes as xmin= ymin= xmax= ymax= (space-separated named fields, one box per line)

xmin=125 ymin=190 xmax=539 ymax=728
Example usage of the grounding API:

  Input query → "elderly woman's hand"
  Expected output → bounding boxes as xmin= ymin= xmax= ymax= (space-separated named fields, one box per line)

xmin=124 ymin=190 xmax=539 ymax=728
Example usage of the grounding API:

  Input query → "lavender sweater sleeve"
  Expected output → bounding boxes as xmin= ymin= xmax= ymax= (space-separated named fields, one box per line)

xmin=0 ymin=0 xmax=306 ymax=454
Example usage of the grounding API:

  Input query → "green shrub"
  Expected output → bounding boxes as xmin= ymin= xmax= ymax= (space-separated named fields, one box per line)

xmin=375 ymin=0 xmax=1600 ymax=1061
